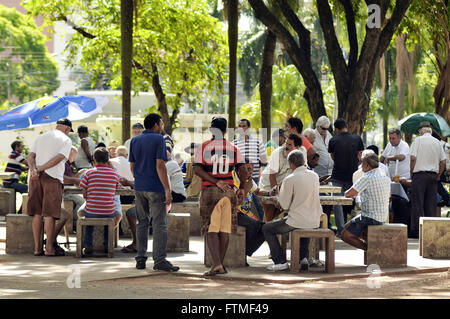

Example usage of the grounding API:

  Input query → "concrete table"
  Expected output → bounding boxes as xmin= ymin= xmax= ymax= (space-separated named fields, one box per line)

xmin=0 ymin=172 xmax=14 ymax=179
xmin=319 ymin=185 xmax=342 ymax=194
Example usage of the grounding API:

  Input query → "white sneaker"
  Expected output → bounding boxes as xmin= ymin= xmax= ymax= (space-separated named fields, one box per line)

xmin=266 ymin=262 xmax=289 ymax=271
xmin=300 ymin=258 xmax=309 ymax=271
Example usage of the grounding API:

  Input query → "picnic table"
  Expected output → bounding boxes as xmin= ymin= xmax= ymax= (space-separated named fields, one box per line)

xmin=259 ymin=195 xmax=353 ymax=206
xmin=63 ymin=185 xmax=135 ymax=196
xmin=0 ymin=172 xmax=14 ymax=180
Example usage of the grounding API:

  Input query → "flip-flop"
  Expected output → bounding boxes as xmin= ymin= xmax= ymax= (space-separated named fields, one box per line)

xmin=34 ymin=251 xmax=44 ymax=256
xmin=203 ymin=267 xmax=226 ymax=276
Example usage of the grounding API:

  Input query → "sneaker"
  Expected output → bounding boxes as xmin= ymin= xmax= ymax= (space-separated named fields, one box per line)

xmin=135 ymin=257 xmax=147 ymax=270
xmin=266 ymin=262 xmax=289 ymax=271
xmin=153 ymin=260 xmax=180 ymax=272
xmin=300 ymin=258 xmax=309 ymax=271
xmin=83 ymin=248 xmax=93 ymax=257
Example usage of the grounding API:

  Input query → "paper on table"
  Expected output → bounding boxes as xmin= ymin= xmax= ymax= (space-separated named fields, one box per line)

xmin=394 ymin=159 xmax=399 ymax=176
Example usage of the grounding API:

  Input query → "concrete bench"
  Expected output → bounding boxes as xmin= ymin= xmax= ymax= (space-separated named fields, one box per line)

xmin=76 ymin=217 xmax=115 ymax=258
xmin=290 ymin=228 xmax=335 ymax=273
xmin=420 ymin=217 xmax=450 ymax=258
xmin=204 ymin=226 xmax=246 ymax=267
xmin=119 ymin=204 xmax=134 ymax=237
xmin=170 ymin=201 xmax=201 ymax=236
xmin=364 ymin=224 xmax=407 ymax=267
xmin=167 ymin=213 xmax=190 ymax=252
xmin=0 ymin=188 xmax=16 ymax=216
xmin=6 ymin=214 xmax=43 ymax=254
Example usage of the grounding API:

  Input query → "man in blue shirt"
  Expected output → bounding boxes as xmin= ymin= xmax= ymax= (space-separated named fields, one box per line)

xmin=129 ymin=113 xmax=179 ymax=272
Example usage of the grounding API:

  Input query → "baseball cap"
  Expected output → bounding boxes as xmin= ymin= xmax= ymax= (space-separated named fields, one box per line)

xmin=77 ymin=125 xmax=88 ymax=133
xmin=419 ymin=121 xmax=432 ymax=129
xmin=132 ymin=123 xmax=144 ymax=129
xmin=56 ymin=118 xmax=73 ymax=132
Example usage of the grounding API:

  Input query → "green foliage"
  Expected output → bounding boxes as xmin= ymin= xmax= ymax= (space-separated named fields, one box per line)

xmin=22 ymin=0 xmax=228 ymax=117
xmin=0 ymin=5 xmax=59 ymax=108
xmin=239 ymin=64 xmax=312 ymax=128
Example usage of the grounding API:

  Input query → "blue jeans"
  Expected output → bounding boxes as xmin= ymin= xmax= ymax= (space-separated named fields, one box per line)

xmin=331 ymin=178 xmax=353 ymax=235
xmin=262 ymin=217 xmax=310 ymax=264
xmin=82 ymin=211 xmax=119 ymax=249
xmin=346 ymin=214 xmax=383 ymax=237
xmin=4 ymin=181 xmax=28 ymax=194
xmin=135 ymin=191 xmax=167 ymax=264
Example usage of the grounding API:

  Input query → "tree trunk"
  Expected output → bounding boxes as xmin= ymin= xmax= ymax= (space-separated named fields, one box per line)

xmin=227 ymin=0 xmax=238 ymax=129
xmin=434 ymin=57 xmax=450 ymax=123
xmin=120 ymin=0 xmax=133 ymax=143
xmin=259 ymin=29 xmax=276 ymax=142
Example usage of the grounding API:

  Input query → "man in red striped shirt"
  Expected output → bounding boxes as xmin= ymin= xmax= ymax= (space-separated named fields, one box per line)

xmin=194 ymin=117 xmax=251 ymax=276
xmin=78 ymin=147 xmax=121 ymax=255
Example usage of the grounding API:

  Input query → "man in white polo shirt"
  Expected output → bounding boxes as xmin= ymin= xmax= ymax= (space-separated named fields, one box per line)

xmin=409 ymin=122 xmax=446 ymax=238
xmin=380 ymin=128 xmax=410 ymax=180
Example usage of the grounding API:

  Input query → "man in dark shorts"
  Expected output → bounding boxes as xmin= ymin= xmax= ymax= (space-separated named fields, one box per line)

xmin=27 ymin=118 xmax=73 ymax=256
xmin=194 ymin=117 xmax=251 ymax=276
xmin=341 ymin=152 xmax=391 ymax=250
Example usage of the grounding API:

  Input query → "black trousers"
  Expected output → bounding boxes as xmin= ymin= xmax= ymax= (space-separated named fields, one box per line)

xmin=410 ymin=172 xmax=438 ymax=236
xmin=237 ymin=213 xmax=266 ymax=257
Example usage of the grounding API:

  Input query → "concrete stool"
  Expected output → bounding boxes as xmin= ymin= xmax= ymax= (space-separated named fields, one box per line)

xmin=119 ymin=204 xmax=134 ymax=237
xmin=170 ymin=201 xmax=200 ymax=236
xmin=420 ymin=217 xmax=450 ymax=258
xmin=22 ymin=193 xmax=29 ymax=215
xmin=76 ymin=217 xmax=115 ymax=258
xmin=309 ymin=213 xmax=328 ymax=259
xmin=62 ymin=200 xmax=75 ymax=234
xmin=204 ymin=226 xmax=246 ymax=267
xmin=0 ymin=188 xmax=16 ymax=216
xmin=290 ymin=228 xmax=335 ymax=273
xmin=364 ymin=224 xmax=407 ymax=267
xmin=167 ymin=213 xmax=190 ymax=252
xmin=6 ymin=214 xmax=43 ymax=254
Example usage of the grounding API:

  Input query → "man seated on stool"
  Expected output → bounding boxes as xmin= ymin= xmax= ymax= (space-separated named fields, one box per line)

xmin=262 ymin=150 xmax=323 ymax=271
xmin=77 ymin=147 xmax=122 ymax=256
xmin=341 ymin=152 xmax=391 ymax=250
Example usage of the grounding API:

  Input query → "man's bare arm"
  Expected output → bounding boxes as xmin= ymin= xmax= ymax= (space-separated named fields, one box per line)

xmin=36 ymin=154 xmax=66 ymax=173
xmin=410 ymin=156 xmax=417 ymax=177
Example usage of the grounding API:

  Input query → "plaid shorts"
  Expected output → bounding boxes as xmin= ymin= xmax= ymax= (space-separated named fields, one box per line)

xmin=199 ymin=186 xmax=237 ymax=235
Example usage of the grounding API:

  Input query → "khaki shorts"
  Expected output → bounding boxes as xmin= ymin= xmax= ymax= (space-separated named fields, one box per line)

xmin=208 ymin=197 xmax=232 ymax=233
xmin=200 ymin=186 xmax=237 ymax=235
xmin=27 ymin=172 xmax=63 ymax=219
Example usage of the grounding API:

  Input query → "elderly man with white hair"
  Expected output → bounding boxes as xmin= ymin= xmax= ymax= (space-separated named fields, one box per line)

xmin=313 ymin=116 xmax=334 ymax=178
xmin=262 ymin=150 xmax=323 ymax=271
xmin=409 ymin=122 xmax=446 ymax=238
xmin=341 ymin=152 xmax=391 ymax=250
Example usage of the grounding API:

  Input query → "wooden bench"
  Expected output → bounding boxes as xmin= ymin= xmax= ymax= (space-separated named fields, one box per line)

xmin=420 ymin=217 xmax=450 ymax=258
xmin=364 ymin=224 xmax=407 ymax=267
xmin=76 ymin=217 xmax=115 ymax=258
xmin=5 ymin=214 xmax=43 ymax=254
xmin=167 ymin=213 xmax=190 ymax=252
xmin=204 ymin=226 xmax=246 ymax=267
xmin=0 ymin=187 xmax=16 ymax=216
xmin=290 ymin=228 xmax=335 ymax=273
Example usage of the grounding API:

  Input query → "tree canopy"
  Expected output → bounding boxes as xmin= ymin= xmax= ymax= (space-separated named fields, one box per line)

xmin=22 ymin=0 xmax=228 ymax=135
xmin=0 ymin=5 xmax=59 ymax=108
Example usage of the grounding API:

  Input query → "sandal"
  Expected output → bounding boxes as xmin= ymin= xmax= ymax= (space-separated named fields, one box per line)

xmin=34 ymin=251 xmax=44 ymax=256
xmin=203 ymin=266 xmax=227 ymax=276
xmin=121 ymin=245 xmax=137 ymax=253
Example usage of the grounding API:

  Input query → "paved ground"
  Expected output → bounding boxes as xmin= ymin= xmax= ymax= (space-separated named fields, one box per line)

xmin=0 ymin=217 xmax=449 ymax=299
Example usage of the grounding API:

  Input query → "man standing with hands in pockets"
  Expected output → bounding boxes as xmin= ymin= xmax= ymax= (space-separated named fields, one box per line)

xmin=129 ymin=113 xmax=179 ymax=272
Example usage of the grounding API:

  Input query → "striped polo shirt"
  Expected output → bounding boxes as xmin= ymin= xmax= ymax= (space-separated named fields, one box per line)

xmin=3 ymin=151 xmax=25 ymax=186
xmin=194 ymin=138 xmax=245 ymax=190
xmin=232 ymin=135 xmax=267 ymax=179
xmin=79 ymin=163 xmax=120 ymax=215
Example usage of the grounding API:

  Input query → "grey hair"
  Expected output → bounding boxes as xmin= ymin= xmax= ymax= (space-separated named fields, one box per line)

xmin=287 ymin=150 xmax=305 ymax=168
xmin=388 ymin=128 xmax=402 ymax=137
xmin=303 ymin=128 xmax=315 ymax=138
xmin=316 ymin=115 xmax=330 ymax=128
xmin=419 ymin=127 xmax=432 ymax=134
xmin=362 ymin=151 xmax=379 ymax=168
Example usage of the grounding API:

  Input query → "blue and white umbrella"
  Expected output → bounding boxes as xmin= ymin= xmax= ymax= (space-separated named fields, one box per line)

xmin=0 ymin=95 xmax=108 ymax=131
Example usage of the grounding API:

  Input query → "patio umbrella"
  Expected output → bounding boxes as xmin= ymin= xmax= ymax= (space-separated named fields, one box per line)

xmin=398 ymin=112 xmax=450 ymax=137
xmin=0 ymin=95 xmax=108 ymax=131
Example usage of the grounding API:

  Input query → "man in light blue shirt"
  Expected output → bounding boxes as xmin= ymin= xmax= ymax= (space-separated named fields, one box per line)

xmin=341 ymin=152 xmax=391 ymax=250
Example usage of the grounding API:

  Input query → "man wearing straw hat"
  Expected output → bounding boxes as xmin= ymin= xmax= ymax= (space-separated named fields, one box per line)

xmin=409 ymin=121 xmax=446 ymax=238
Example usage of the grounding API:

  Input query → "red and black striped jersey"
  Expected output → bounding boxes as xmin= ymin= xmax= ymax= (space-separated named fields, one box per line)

xmin=194 ymin=139 xmax=245 ymax=190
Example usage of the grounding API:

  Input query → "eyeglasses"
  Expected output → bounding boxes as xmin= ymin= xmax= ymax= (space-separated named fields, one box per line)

xmin=320 ymin=126 xmax=328 ymax=130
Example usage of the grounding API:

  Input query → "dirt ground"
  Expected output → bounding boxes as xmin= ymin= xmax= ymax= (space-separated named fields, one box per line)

xmin=1 ymin=269 xmax=448 ymax=299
